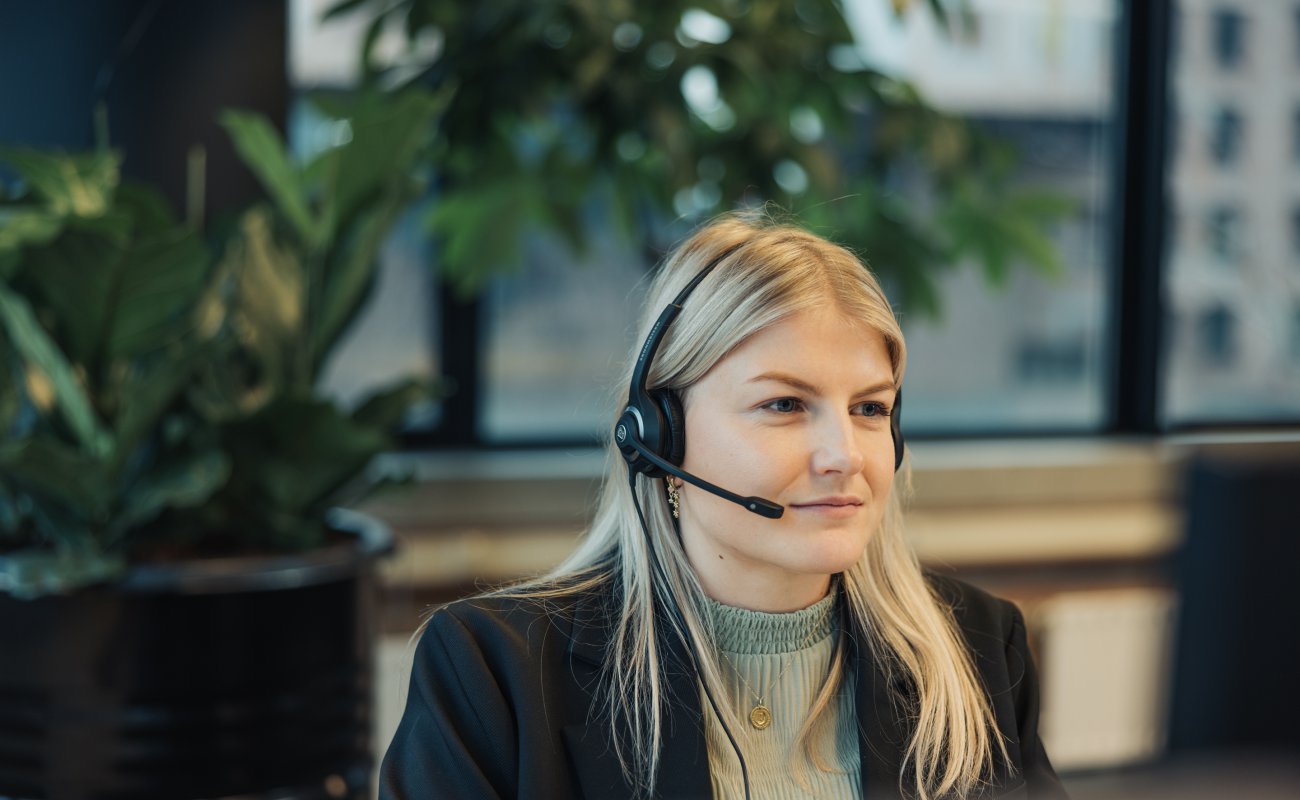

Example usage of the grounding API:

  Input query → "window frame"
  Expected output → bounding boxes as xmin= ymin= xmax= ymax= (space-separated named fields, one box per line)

xmin=399 ymin=0 xmax=1299 ymax=450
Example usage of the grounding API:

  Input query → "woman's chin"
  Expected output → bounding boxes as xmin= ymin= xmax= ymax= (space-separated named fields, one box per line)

xmin=778 ymin=535 xmax=871 ymax=577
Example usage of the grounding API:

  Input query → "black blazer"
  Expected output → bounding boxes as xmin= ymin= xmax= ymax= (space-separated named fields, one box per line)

xmin=379 ymin=574 xmax=1069 ymax=799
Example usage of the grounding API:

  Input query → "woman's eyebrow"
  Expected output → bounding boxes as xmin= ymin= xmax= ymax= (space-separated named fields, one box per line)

xmin=746 ymin=371 xmax=896 ymax=397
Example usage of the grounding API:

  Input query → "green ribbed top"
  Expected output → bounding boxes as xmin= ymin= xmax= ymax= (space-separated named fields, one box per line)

xmin=700 ymin=592 xmax=861 ymax=800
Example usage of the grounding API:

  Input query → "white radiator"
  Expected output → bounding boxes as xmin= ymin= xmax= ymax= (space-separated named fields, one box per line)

xmin=1035 ymin=587 xmax=1180 ymax=770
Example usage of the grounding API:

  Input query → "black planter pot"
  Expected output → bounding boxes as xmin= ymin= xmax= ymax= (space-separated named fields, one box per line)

xmin=0 ymin=509 xmax=392 ymax=800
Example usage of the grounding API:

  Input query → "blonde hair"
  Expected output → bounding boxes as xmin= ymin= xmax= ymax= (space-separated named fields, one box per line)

xmin=491 ymin=212 xmax=1009 ymax=798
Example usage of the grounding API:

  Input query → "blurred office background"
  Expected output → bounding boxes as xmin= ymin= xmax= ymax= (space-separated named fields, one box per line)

xmin=5 ymin=0 xmax=1300 ymax=797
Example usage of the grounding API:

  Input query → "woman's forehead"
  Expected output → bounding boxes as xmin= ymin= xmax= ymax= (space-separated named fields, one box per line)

xmin=698 ymin=307 xmax=895 ymax=393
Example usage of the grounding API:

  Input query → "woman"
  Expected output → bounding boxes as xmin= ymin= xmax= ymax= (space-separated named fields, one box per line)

xmin=380 ymin=215 xmax=1068 ymax=799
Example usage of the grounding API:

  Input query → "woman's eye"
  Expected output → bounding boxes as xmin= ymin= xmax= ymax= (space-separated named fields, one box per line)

xmin=856 ymin=401 xmax=891 ymax=418
xmin=764 ymin=397 xmax=802 ymax=413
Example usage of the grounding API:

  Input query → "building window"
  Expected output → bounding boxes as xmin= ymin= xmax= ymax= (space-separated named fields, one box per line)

xmin=1291 ymin=207 xmax=1300 ymax=259
xmin=1295 ymin=7 xmax=1300 ymax=65
xmin=1210 ymin=107 xmax=1244 ymax=165
xmin=1198 ymin=304 xmax=1236 ymax=366
xmin=1292 ymin=304 xmax=1300 ymax=363
xmin=1207 ymin=207 xmax=1243 ymax=262
xmin=1016 ymin=337 xmax=1087 ymax=384
xmin=1293 ymin=107 xmax=1300 ymax=163
xmin=1212 ymin=8 xmax=1246 ymax=69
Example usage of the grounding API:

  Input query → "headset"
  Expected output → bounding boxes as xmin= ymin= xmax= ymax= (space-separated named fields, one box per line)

xmin=615 ymin=244 xmax=905 ymax=799
xmin=615 ymin=246 xmax=905 ymax=508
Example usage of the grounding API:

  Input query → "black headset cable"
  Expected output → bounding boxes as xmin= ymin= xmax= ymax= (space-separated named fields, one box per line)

xmin=627 ymin=470 xmax=752 ymax=800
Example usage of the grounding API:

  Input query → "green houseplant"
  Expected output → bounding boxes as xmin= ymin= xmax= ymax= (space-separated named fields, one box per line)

xmin=0 ymin=89 xmax=440 ymax=798
xmin=332 ymin=0 xmax=1072 ymax=313
xmin=0 ymin=88 xmax=440 ymax=596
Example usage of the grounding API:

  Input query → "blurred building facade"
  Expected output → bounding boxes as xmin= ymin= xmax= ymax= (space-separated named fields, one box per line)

xmin=1163 ymin=0 xmax=1300 ymax=423
xmin=849 ymin=0 xmax=1116 ymax=432
xmin=295 ymin=0 xmax=1300 ymax=441
xmin=853 ymin=0 xmax=1300 ymax=429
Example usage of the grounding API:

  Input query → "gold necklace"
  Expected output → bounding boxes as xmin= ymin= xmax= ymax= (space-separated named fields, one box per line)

xmin=717 ymin=648 xmax=798 ymax=730
xmin=712 ymin=590 xmax=837 ymax=730
xmin=722 ymin=606 xmax=832 ymax=733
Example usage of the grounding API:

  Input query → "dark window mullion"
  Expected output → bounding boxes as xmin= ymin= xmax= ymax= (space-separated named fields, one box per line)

xmin=435 ymin=283 xmax=483 ymax=446
xmin=395 ymin=278 xmax=483 ymax=449
xmin=1106 ymin=0 xmax=1172 ymax=434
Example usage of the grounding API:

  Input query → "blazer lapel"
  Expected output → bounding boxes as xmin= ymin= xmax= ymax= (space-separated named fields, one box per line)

xmin=561 ymin=592 xmax=712 ymax=800
xmin=852 ymin=621 xmax=913 ymax=800
xmin=650 ymin=640 xmax=711 ymax=799
xmin=850 ymin=617 xmax=1023 ymax=800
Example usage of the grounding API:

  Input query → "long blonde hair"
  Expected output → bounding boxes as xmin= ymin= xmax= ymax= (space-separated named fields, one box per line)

xmin=493 ymin=213 xmax=1008 ymax=798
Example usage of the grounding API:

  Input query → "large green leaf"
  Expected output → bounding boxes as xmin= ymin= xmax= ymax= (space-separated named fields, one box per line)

xmin=941 ymin=181 xmax=1076 ymax=287
xmin=111 ymin=447 xmax=231 ymax=539
xmin=0 ymin=348 xmax=19 ymax=445
xmin=110 ymin=338 xmax=217 ymax=465
xmin=106 ymin=227 xmax=212 ymax=358
xmin=16 ymin=221 xmax=210 ymax=364
xmin=225 ymin=393 xmax=388 ymax=517
xmin=0 ymin=147 xmax=119 ymax=219
xmin=223 ymin=207 xmax=307 ymax=392
xmin=0 ymin=284 xmax=112 ymax=457
xmin=310 ymin=192 xmax=409 ymax=370
xmin=219 ymin=111 xmax=319 ymax=248
xmin=16 ymin=230 xmax=119 ymax=362
xmin=0 ymin=207 xmax=65 ymax=252
xmin=316 ymin=89 xmax=440 ymax=237
xmin=425 ymin=176 xmax=545 ymax=296
xmin=114 ymin=183 xmax=183 ymax=237
xmin=0 ymin=436 xmax=116 ymax=520
xmin=351 ymin=376 xmax=438 ymax=431
xmin=0 ymin=480 xmax=21 ymax=540
xmin=233 ymin=209 xmax=305 ymax=339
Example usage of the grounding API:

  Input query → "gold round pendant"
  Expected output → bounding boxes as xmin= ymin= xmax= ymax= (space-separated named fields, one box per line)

xmin=749 ymin=705 xmax=772 ymax=730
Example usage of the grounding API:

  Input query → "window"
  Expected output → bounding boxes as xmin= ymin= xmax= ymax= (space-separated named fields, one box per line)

xmin=1291 ymin=304 xmax=1300 ymax=363
xmin=1292 ymin=207 xmax=1300 ymax=259
xmin=1295 ymin=7 xmax=1300 ymax=65
xmin=1016 ymin=338 xmax=1088 ymax=385
xmin=481 ymin=230 xmax=645 ymax=442
xmin=1197 ymin=305 xmax=1236 ymax=367
xmin=1212 ymin=8 xmax=1246 ymax=69
xmin=288 ymin=17 xmax=442 ymax=432
xmin=1164 ymin=1 xmax=1300 ymax=425
xmin=1206 ymin=207 xmax=1243 ymax=263
xmin=284 ymin=0 xmax=1300 ymax=442
xmin=480 ymin=2 xmax=1121 ymax=438
xmin=1209 ymin=107 xmax=1243 ymax=166
xmin=1293 ymin=106 xmax=1300 ymax=163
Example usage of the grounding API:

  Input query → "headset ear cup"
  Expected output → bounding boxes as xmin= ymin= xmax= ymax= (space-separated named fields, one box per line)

xmin=655 ymin=390 xmax=687 ymax=466
xmin=891 ymin=388 xmax=905 ymax=471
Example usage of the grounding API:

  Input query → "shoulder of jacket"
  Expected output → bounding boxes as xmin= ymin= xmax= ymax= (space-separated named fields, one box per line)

xmin=924 ymin=570 xmax=1020 ymax=640
xmin=422 ymin=579 xmax=615 ymax=647
xmin=425 ymin=592 xmax=565 ymax=635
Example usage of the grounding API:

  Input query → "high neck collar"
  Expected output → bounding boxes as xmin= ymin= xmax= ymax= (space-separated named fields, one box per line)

xmin=702 ymin=590 xmax=837 ymax=655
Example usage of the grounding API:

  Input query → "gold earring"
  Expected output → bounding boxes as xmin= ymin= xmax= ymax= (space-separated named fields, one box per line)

xmin=665 ymin=477 xmax=680 ymax=519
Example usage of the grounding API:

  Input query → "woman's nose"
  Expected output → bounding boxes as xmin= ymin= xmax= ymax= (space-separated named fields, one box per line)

xmin=810 ymin=414 xmax=866 ymax=475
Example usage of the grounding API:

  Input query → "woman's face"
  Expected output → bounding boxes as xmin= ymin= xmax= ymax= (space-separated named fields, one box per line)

xmin=677 ymin=303 xmax=898 ymax=611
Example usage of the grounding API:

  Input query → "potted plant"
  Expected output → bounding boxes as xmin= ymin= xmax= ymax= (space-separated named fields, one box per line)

xmin=332 ymin=0 xmax=1071 ymax=312
xmin=0 ymin=88 xmax=441 ymax=799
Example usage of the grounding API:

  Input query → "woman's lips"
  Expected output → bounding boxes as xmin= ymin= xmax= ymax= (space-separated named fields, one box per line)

xmin=789 ymin=497 xmax=863 ymax=519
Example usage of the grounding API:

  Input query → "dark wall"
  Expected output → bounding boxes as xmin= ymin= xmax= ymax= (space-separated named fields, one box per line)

xmin=0 ymin=0 xmax=288 ymax=218
xmin=1168 ymin=445 xmax=1300 ymax=753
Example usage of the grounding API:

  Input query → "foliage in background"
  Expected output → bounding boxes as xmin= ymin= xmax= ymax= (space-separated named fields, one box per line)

xmin=329 ymin=0 xmax=1073 ymax=314
xmin=0 ymin=90 xmax=441 ymax=597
